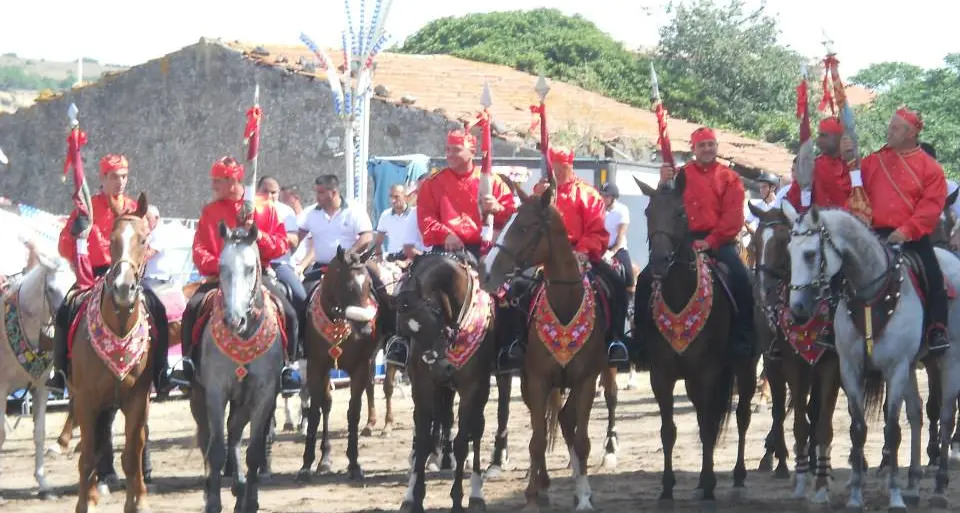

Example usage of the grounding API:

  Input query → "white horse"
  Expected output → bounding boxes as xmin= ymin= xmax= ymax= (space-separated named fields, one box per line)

xmin=1 ymin=246 xmax=75 ymax=500
xmin=783 ymin=203 xmax=960 ymax=510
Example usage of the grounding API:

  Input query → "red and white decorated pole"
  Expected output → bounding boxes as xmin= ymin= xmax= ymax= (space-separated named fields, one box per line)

xmin=478 ymin=82 xmax=494 ymax=248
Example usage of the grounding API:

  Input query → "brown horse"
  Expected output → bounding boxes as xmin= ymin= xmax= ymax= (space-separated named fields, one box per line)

xmin=748 ymin=203 xmax=844 ymax=502
xmin=633 ymin=177 xmax=757 ymax=503
xmin=482 ymin=176 xmax=609 ymax=511
xmin=297 ymin=243 xmax=385 ymax=481
xmin=68 ymin=193 xmax=154 ymax=513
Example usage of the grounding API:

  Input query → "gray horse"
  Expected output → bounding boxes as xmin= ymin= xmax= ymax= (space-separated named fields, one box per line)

xmin=784 ymin=203 xmax=960 ymax=510
xmin=189 ymin=222 xmax=284 ymax=513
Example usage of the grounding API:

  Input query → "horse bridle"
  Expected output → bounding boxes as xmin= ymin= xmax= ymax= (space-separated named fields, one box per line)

xmin=493 ymin=207 xmax=581 ymax=286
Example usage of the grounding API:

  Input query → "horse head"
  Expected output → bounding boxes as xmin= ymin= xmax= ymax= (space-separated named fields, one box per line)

xmin=395 ymin=257 xmax=459 ymax=380
xmin=748 ymin=202 xmax=791 ymax=309
xmin=324 ymin=243 xmax=378 ymax=323
xmin=782 ymin=202 xmax=844 ymax=322
xmin=107 ymin=192 xmax=150 ymax=310
xmin=481 ymin=176 xmax=566 ymax=293
xmin=635 ymin=175 xmax=693 ymax=280
xmin=16 ymin=244 xmax=75 ymax=330
xmin=218 ymin=220 xmax=261 ymax=334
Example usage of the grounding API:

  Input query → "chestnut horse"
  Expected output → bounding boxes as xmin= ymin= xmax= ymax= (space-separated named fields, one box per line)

xmin=482 ymin=176 xmax=609 ymax=511
xmin=69 ymin=193 xmax=155 ymax=513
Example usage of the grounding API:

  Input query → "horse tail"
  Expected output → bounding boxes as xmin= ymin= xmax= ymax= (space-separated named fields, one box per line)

xmin=714 ymin=362 xmax=737 ymax=442
xmin=864 ymin=368 xmax=886 ymax=422
xmin=545 ymin=388 xmax=564 ymax=453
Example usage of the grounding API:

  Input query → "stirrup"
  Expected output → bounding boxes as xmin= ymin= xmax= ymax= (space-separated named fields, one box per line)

xmin=280 ymin=367 xmax=302 ymax=395
xmin=607 ymin=340 xmax=629 ymax=362
xmin=384 ymin=336 xmax=409 ymax=367
xmin=168 ymin=358 xmax=194 ymax=387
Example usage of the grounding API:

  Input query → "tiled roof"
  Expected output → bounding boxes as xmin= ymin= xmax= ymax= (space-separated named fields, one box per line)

xmin=223 ymin=40 xmax=796 ymax=175
xmin=844 ymin=84 xmax=876 ymax=107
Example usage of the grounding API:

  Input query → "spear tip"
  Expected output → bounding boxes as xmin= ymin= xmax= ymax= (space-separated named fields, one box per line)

xmin=535 ymin=75 xmax=550 ymax=100
xmin=480 ymin=81 xmax=493 ymax=108
xmin=67 ymin=103 xmax=79 ymax=127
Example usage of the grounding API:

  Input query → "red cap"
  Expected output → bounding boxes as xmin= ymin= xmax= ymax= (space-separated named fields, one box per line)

xmin=211 ymin=157 xmax=244 ymax=181
xmin=690 ymin=127 xmax=717 ymax=148
xmin=99 ymin=154 xmax=128 ymax=176
xmin=818 ymin=118 xmax=843 ymax=134
xmin=895 ymin=107 xmax=923 ymax=132
xmin=548 ymin=146 xmax=575 ymax=165
xmin=446 ymin=129 xmax=477 ymax=150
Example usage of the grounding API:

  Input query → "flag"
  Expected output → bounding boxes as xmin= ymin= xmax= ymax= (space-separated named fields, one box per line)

xmin=244 ymin=106 xmax=262 ymax=162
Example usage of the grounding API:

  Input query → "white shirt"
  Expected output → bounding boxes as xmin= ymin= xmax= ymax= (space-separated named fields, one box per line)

xmin=298 ymin=202 xmax=373 ymax=265
xmin=744 ymin=197 xmax=777 ymax=228
xmin=271 ymin=201 xmax=299 ymax=266
xmin=604 ymin=201 xmax=630 ymax=249
xmin=947 ymin=180 xmax=960 ymax=222
xmin=144 ymin=221 xmax=191 ymax=282
xmin=376 ymin=206 xmax=425 ymax=254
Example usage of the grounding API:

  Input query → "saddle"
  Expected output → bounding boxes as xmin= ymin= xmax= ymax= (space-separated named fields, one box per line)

xmin=64 ymin=286 xmax=96 ymax=358
xmin=704 ymin=258 xmax=739 ymax=314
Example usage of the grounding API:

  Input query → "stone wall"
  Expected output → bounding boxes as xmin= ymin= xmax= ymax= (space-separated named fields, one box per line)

xmin=0 ymin=41 xmax=536 ymax=218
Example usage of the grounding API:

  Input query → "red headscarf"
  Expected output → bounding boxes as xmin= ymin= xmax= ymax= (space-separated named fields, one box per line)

xmin=818 ymin=118 xmax=843 ymax=135
xmin=548 ymin=146 xmax=575 ymax=165
xmin=99 ymin=154 xmax=128 ymax=176
xmin=211 ymin=157 xmax=245 ymax=181
xmin=895 ymin=107 xmax=923 ymax=132
xmin=446 ymin=129 xmax=477 ymax=151
xmin=690 ymin=127 xmax=717 ymax=148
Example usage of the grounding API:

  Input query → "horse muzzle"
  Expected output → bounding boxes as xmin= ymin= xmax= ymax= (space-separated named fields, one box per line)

xmin=788 ymin=293 xmax=814 ymax=324
xmin=345 ymin=305 xmax=377 ymax=323
xmin=421 ymin=350 xmax=456 ymax=381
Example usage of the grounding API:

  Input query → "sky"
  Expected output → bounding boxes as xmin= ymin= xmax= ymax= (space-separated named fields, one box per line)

xmin=1 ymin=0 xmax=957 ymax=78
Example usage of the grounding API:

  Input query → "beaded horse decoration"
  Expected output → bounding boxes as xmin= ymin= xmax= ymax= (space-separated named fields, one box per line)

xmin=651 ymin=252 xmax=714 ymax=354
xmin=308 ymin=282 xmax=378 ymax=369
xmin=532 ymin=274 xmax=597 ymax=367
xmin=85 ymin=280 xmax=151 ymax=380
xmin=776 ymin=284 xmax=830 ymax=364
xmin=4 ymin=298 xmax=53 ymax=380
xmin=444 ymin=267 xmax=494 ymax=369
xmin=210 ymin=286 xmax=281 ymax=381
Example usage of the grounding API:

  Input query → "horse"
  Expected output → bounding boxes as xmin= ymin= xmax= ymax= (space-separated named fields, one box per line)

xmin=633 ymin=177 xmax=757 ymax=503
xmin=1 ymin=244 xmax=74 ymax=501
xmin=482 ymin=176 xmax=612 ymax=512
xmin=188 ymin=222 xmax=285 ymax=513
xmin=782 ymin=202 xmax=960 ymax=510
xmin=296 ymin=243 xmax=386 ymax=481
xmin=394 ymin=250 xmax=497 ymax=513
xmin=68 ymin=194 xmax=155 ymax=513
xmin=748 ymin=202 xmax=848 ymax=502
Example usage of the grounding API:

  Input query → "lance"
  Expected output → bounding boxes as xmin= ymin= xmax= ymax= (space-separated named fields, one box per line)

xmin=650 ymin=63 xmax=675 ymax=179
xmin=531 ymin=75 xmax=554 ymax=181
xmin=243 ymin=83 xmax=263 ymax=199
xmin=63 ymin=103 xmax=96 ymax=289
xmin=794 ymin=64 xmax=815 ymax=201
xmin=478 ymin=81 xmax=494 ymax=246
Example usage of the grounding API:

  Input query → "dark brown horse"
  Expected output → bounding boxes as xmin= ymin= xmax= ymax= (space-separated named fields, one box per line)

xmin=482 ymin=177 xmax=609 ymax=511
xmin=297 ymin=243 xmax=384 ymax=481
xmin=396 ymin=251 xmax=497 ymax=513
xmin=68 ymin=193 xmax=154 ymax=513
xmin=633 ymin=178 xmax=756 ymax=503
xmin=749 ymin=203 xmax=844 ymax=502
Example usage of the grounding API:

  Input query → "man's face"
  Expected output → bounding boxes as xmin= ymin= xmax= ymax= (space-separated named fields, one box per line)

xmin=146 ymin=212 xmax=159 ymax=231
xmin=102 ymin=168 xmax=128 ymax=196
xmin=693 ymin=139 xmax=718 ymax=164
xmin=212 ymin=177 xmax=241 ymax=200
xmin=817 ymin=131 xmax=841 ymax=155
xmin=759 ymin=183 xmax=773 ymax=199
xmin=390 ymin=187 xmax=407 ymax=211
xmin=601 ymin=194 xmax=614 ymax=209
xmin=445 ymin=143 xmax=474 ymax=170
xmin=887 ymin=115 xmax=916 ymax=148
xmin=314 ymin=184 xmax=336 ymax=208
xmin=258 ymin=178 xmax=280 ymax=202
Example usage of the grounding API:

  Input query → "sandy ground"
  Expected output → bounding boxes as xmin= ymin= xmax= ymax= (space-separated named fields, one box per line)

xmin=2 ymin=372 xmax=958 ymax=513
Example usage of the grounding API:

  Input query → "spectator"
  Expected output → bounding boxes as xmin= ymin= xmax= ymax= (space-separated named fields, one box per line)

xmin=258 ymin=176 xmax=307 ymax=308
xmin=374 ymin=183 xmax=425 ymax=260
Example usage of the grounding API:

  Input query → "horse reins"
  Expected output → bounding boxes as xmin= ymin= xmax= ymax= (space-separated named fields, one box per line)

xmin=493 ymin=207 xmax=581 ymax=287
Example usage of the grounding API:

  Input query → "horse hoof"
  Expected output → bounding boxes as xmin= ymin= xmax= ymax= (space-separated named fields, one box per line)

xmin=757 ymin=452 xmax=773 ymax=472
xmin=601 ymin=453 xmax=617 ymax=470
xmin=97 ymin=483 xmax=111 ymax=496
xmin=231 ymin=480 xmax=245 ymax=498
xmin=348 ymin=465 xmax=365 ymax=481
xmin=656 ymin=497 xmax=674 ymax=510
xmin=427 ymin=461 xmax=441 ymax=473
xmin=929 ymin=494 xmax=949 ymax=509
xmin=692 ymin=488 xmax=704 ymax=501
xmin=537 ymin=494 xmax=550 ymax=507
xmin=399 ymin=500 xmax=421 ymax=513
xmin=730 ymin=486 xmax=747 ymax=502
xmin=485 ymin=465 xmax=503 ymax=480
xmin=380 ymin=428 xmax=393 ymax=438
xmin=573 ymin=493 xmax=594 ymax=510
xmin=844 ymin=503 xmax=864 ymax=512
xmin=38 ymin=489 xmax=57 ymax=501
xmin=282 ymin=422 xmax=295 ymax=433
xmin=774 ymin=464 xmax=790 ymax=480
xmin=361 ymin=425 xmax=373 ymax=437
xmin=295 ymin=468 xmax=312 ymax=483
xmin=467 ymin=497 xmax=486 ymax=511
xmin=903 ymin=492 xmax=920 ymax=507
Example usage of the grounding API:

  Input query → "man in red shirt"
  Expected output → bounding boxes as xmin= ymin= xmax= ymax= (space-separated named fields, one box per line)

xmin=495 ymin=146 xmax=630 ymax=373
xmin=842 ymin=107 xmax=949 ymax=355
xmin=635 ymin=127 xmax=755 ymax=366
xmin=383 ymin=129 xmax=516 ymax=367
xmin=50 ymin=154 xmax=170 ymax=395
xmin=785 ymin=118 xmax=853 ymax=212
xmin=175 ymin=157 xmax=301 ymax=393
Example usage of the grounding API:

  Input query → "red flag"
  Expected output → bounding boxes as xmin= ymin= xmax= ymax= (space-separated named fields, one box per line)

xmin=63 ymin=128 xmax=96 ymax=289
xmin=654 ymin=102 xmax=675 ymax=168
xmin=529 ymin=103 xmax=554 ymax=179
xmin=244 ymin=106 xmax=262 ymax=161
xmin=796 ymin=78 xmax=811 ymax=143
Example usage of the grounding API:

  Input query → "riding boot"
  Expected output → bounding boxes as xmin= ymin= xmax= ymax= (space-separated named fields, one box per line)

xmin=266 ymin=280 xmax=303 ymax=396
xmin=384 ymin=335 xmax=410 ymax=368
xmin=45 ymin=299 xmax=72 ymax=394
xmin=141 ymin=286 xmax=171 ymax=395
xmin=496 ymin=304 xmax=527 ymax=375
xmin=175 ymin=282 xmax=217 ymax=386
xmin=910 ymin=236 xmax=951 ymax=357
xmin=715 ymin=244 xmax=756 ymax=363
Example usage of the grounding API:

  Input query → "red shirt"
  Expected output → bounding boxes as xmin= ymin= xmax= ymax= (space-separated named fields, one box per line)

xmin=417 ymin=167 xmax=517 ymax=247
xmin=58 ymin=192 xmax=138 ymax=270
xmin=786 ymin=154 xmax=852 ymax=211
xmin=861 ymin=146 xmax=946 ymax=240
xmin=534 ymin=178 xmax=609 ymax=261
xmin=681 ymin=161 xmax=745 ymax=249
xmin=192 ymin=196 xmax=289 ymax=276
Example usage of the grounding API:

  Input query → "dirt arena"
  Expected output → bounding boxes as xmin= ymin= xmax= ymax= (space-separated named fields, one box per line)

xmin=2 ymin=372 xmax=958 ymax=512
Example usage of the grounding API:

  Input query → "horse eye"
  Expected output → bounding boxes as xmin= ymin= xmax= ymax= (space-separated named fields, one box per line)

xmin=802 ymin=250 xmax=816 ymax=264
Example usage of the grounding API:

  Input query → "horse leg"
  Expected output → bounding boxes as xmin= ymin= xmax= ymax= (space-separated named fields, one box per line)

xmin=440 ymin=391 xmax=455 ymax=471
xmin=451 ymin=382 xmax=489 ymax=512
xmin=317 ymin=372 xmax=334 ymax=474
xmin=732 ymin=359 xmax=756 ymax=498
xmin=924 ymin=361 xmax=942 ymax=470
xmin=810 ymin=357 xmax=842 ymax=504
xmin=238 ymin=392 xmax=275 ymax=513
xmin=840 ymin=364 xmax=869 ymax=511
xmin=651 ymin=368 xmax=678 ymax=502
xmin=29 ymin=384 xmax=55 ymax=499
xmin=758 ymin=355 xmax=789 ymax=477
xmin=902 ymin=368 xmax=924 ymax=507
xmin=57 ymin=396 xmax=76 ymax=453
xmin=282 ymin=395 xmax=296 ymax=433
xmin=571 ymin=377 xmax=597 ymax=510
xmin=953 ymin=396 xmax=960 ymax=462
xmin=346 ymin=365 xmax=370 ymax=480
xmin=94 ymin=409 xmax=120 ymax=496
xmin=226 ymin=402 xmax=251 ymax=499
xmin=486 ymin=373 xmax=512 ymax=479
xmin=601 ymin=366 xmax=619 ymax=470
xmin=73 ymin=397 xmax=100 ymax=513
xmin=361 ymin=359 xmax=376 ymax=437
xmin=202 ymin=392 xmax=227 ymax=513
xmin=297 ymin=360 xmax=324 ymax=481
xmin=880 ymin=365 xmax=910 ymax=512
xmin=380 ymin=363 xmax=396 ymax=438
xmin=468 ymin=380 xmax=491 ymax=512
xmin=521 ymin=375 xmax=552 ymax=512
xmin=298 ymin=379 xmax=310 ymax=435
xmin=0 ymin=383 xmax=8 ymax=503
xmin=932 ymin=375 xmax=958 ymax=508
xmin=120 ymin=390 xmax=150 ymax=513
xmin=785 ymin=360 xmax=812 ymax=498
xmin=401 ymin=385 xmax=433 ymax=513
xmin=689 ymin=370 xmax=726 ymax=502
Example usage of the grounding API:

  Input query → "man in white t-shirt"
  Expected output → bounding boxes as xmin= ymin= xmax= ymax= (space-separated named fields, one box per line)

xmin=599 ymin=182 xmax=635 ymax=301
xmin=143 ymin=205 xmax=187 ymax=288
xmin=374 ymin=183 xmax=424 ymax=260
xmin=258 ymin=176 xmax=307 ymax=308
xmin=744 ymin=173 xmax=780 ymax=230
xmin=297 ymin=174 xmax=374 ymax=289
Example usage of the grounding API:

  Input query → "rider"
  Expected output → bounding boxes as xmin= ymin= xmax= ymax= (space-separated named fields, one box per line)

xmin=600 ymin=182 xmax=635 ymax=314
xmin=842 ymin=107 xmax=950 ymax=356
xmin=50 ymin=154 xmax=170 ymax=395
xmin=496 ymin=146 xmax=630 ymax=373
xmin=784 ymin=118 xmax=852 ymax=213
xmin=383 ymin=128 xmax=517 ymax=367
xmin=634 ymin=127 xmax=756 ymax=367
xmin=175 ymin=157 xmax=302 ymax=394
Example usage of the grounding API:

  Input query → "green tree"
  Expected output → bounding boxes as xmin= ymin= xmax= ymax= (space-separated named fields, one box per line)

xmin=0 ymin=66 xmax=73 ymax=90
xmin=850 ymin=62 xmax=924 ymax=92
xmin=853 ymin=55 xmax=960 ymax=178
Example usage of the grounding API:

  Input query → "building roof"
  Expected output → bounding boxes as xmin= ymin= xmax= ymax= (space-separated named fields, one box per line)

xmin=222 ymin=40 xmax=796 ymax=176
xmin=844 ymin=84 xmax=876 ymax=107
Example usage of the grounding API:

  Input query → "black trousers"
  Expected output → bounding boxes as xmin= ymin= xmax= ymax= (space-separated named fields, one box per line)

xmin=876 ymin=230 xmax=948 ymax=329
xmin=611 ymin=247 xmax=634 ymax=289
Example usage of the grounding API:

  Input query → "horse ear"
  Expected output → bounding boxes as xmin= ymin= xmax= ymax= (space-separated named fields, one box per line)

xmin=501 ymin=174 xmax=528 ymax=204
xmin=134 ymin=192 xmax=149 ymax=217
xmin=948 ymin=187 xmax=959 ymax=208
xmin=540 ymin=183 xmax=556 ymax=210
xmin=634 ymin=176 xmax=657 ymax=197
xmin=336 ymin=245 xmax=346 ymax=262
xmin=218 ymin=220 xmax=230 ymax=240
xmin=244 ymin=224 xmax=259 ymax=246
xmin=781 ymin=200 xmax=799 ymax=224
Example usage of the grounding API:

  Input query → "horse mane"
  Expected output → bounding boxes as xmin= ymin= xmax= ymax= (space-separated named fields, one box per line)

xmin=406 ymin=251 xmax=471 ymax=304
xmin=798 ymin=207 xmax=883 ymax=259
